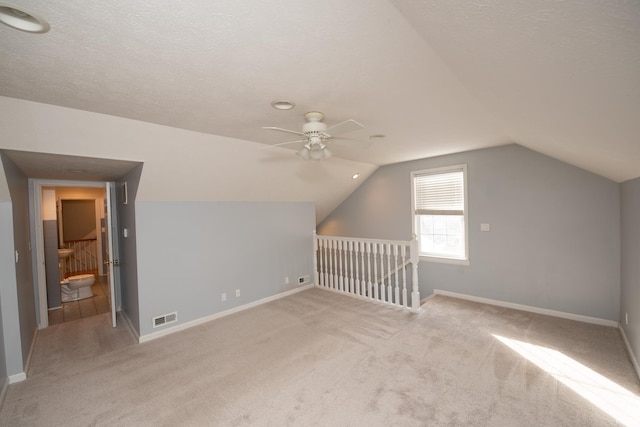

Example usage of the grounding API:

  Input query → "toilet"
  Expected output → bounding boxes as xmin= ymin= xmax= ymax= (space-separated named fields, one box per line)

xmin=60 ymin=274 xmax=95 ymax=302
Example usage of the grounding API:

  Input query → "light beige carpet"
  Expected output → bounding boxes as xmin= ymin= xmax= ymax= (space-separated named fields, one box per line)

xmin=1 ymin=288 xmax=638 ymax=426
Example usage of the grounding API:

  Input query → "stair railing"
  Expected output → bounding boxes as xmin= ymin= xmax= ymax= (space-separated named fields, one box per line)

xmin=64 ymin=238 xmax=98 ymax=276
xmin=314 ymin=234 xmax=421 ymax=312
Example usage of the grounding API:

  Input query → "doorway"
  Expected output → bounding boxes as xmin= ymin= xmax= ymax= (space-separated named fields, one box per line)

xmin=32 ymin=179 xmax=119 ymax=329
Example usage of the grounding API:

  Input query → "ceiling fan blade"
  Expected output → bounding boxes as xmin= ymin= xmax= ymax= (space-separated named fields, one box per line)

xmin=325 ymin=119 xmax=364 ymax=136
xmin=262 ymin=126 xmax=306 ymax=137
xmin=261 ymin=139 xmax=307 ymax=149
xmin=329 ymin=136 xmax=372 ymax=149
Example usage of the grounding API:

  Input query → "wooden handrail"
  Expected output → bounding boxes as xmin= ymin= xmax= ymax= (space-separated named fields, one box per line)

xmin=64 ymin=238 xmax=97 ymax=243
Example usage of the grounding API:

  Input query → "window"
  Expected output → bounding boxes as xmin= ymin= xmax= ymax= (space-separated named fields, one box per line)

xmin=412 ymin=165 xmax=468 ymax=262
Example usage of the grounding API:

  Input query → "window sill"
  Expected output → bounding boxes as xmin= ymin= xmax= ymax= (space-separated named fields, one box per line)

xmin=420 ymin=255 xmax=470 ymax=266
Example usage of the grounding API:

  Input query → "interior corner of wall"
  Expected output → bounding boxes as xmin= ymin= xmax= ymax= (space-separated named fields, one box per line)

xmin=0 ymin=163 xmax=10 ymax=202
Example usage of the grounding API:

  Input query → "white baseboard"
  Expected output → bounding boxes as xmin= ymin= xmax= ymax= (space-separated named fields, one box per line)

xmin=619 ymin=325 xmax=640 ymax=381
xmin=8 ymin=373 xmax=26 ymax=384
xmin=139 ymin=284 xmax=314 ymax=343
xmin=432 ymin=289 xmax=618 ymax=328
xmin=23 ymin=326 xmax=38 ymax=377
xmin=4 ymin=326 xmax=38 ymax=386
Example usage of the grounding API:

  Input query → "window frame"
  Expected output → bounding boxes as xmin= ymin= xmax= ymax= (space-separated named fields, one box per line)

xmin=411 ymin=164 xmax=469 ymax=265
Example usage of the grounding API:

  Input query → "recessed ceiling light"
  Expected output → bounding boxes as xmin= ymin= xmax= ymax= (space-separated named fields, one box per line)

xmin=0 ymin=5 xmax=50 ymax=33
xmin=369 ymin=134 xmax=385 ymax=140
xmin=68 ymin=169 xmax=87 ymax=174
xmin=271 ymin=100 xmax=295 ymax=110
xmin=352 ymin=173 xmax=360 ymax=179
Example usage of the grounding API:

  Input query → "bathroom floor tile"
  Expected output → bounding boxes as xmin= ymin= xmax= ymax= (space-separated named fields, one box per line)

xmin=79 ymin=298 xmax=98 ymax=317
xmin=48 ymin=276 xmax=113 ymax=325
xmin=48 ymin=308 xmax=63 ymax=326
xmin=62 ymin=302 xmax=81 ymax=322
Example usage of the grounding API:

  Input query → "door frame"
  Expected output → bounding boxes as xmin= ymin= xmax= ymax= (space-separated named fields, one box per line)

xmin=31 ymin=179 xmax=119 ymax=329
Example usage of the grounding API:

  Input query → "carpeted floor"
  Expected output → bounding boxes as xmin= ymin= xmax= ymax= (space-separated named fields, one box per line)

xmin=1 ymin=288 xmax=639 ymax=426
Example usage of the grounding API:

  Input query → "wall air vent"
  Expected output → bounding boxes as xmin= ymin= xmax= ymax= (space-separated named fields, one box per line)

xmin=152 ymin=312 xmax=178 ymax=328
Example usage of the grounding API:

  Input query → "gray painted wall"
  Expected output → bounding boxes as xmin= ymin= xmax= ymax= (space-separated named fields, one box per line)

xmin=621 ymin=177 xmax=640 ymax=365
xmin=318 ymin=144 xmax=621 ymax=321
xmin=135 ymin=201 xmax=315 ymax=337
xmin=0 ymin=203 xmax=16 ymax=381
xmin=0 ymin=289 xmax=6 ymax=387
xmin=0 ymin=154 xmax=36 ymax=376
xmin=117 ymin=165 xmax=143 ymax=334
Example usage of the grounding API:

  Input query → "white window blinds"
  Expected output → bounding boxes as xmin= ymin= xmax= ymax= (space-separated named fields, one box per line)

xmin=414 ymin=169 xmax=464 ymax=215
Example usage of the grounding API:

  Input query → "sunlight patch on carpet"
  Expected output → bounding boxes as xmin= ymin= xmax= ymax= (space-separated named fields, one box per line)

xmin=493 ymin=334 xmax=640 ymax=426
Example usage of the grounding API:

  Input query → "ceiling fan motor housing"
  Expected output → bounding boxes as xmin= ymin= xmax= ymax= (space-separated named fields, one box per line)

xmin=302 ymin=121 xmax=327 ymax=138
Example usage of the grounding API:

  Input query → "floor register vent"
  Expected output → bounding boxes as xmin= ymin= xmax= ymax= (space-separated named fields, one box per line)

xmin=152 ymin=312 xmax=177 ymax=328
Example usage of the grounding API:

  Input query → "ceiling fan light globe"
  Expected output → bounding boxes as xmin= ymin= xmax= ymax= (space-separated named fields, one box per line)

xmin=297 ymin=146 xmax=310 ymax=160
xmin=309 ymin=151 xmax=323 ymax=161
xmin=323 ymin=148 xmax=332 ymax=159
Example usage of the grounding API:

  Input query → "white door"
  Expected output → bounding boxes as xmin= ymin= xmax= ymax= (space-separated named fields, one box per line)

xmin=105 ymin=182 xmax=118 ymax=327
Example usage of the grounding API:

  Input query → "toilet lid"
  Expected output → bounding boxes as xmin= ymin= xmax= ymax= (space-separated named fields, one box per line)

xmin=67 ymin=274 xmax=94 ymax=280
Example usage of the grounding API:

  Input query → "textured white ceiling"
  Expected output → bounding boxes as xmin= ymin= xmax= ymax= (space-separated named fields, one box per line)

xmin=1 ymin=0 xmax=638 ymax=183
xmin=390 ymin=0 xmax=640 ymax=181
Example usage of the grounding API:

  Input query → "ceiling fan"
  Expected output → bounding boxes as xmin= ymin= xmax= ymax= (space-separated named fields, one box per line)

xmin=263 ymin=111 xmax=364 ymax=161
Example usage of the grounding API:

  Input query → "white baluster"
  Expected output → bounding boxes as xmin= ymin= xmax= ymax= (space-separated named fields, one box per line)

xmin=379 ymin=243 xmax=386 ymax=303
xmin=354 ymin=241 xmax=360 ymax=296
xmin=372 ymin=243 xmax=378 ymax=301
xmin=386 ymin=243 xmax=392 ymax=304
xmin=333 ymin=240 xmax=340 ymax=290
xmin=320 ymin=239 xmax=329 ymax=288
xmin=320 ymin=238 xmax=329 ymax=288
xmin=366 ymin=242 xmax=372 ymax=298
xmin=343 ymin=241 xmax=349 ymax=294
xmin=394 ymin=244 xmax=400 ymax=305
xmin=320 ymin=238 xmax=326 ymax=287
xmin=401 ymin=244 xmax=408 ymax=308
xmin=328 ymin=239 xmax=333 ymax=289
xmin=348 ymin=241 xmax=354 ymax=294
xmin=360 ymin=242 xmax=367 ymax=297
xmin=337 ymin=240 xmax=344 ymax=292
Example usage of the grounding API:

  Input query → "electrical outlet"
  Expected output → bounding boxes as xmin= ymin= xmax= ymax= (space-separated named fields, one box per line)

xmin=625 ymin=312 xmax=629 ymax=325
xmin=221 ymin=293 xmax=227 ymax=302
xmin=235 ymin=289 xmax=241 ymax=297
xmin=285 ymin=277 xmax=289 ymax=285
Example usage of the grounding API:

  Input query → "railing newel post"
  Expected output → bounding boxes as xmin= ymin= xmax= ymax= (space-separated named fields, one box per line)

xmin=410 ymin=234 xmax=420 ymax=313
xmin=313 ymin=232 xmax=319 ymax=287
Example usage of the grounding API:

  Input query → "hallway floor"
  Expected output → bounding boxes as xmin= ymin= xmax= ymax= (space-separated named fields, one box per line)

xmin=47 ymin=275 xmax=111 ymax=325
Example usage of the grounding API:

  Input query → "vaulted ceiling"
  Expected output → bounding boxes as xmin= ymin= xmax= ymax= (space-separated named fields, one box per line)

xmin=1 ymin=0 xmax=639 ymax=183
